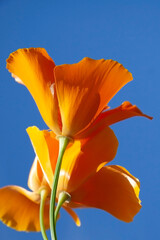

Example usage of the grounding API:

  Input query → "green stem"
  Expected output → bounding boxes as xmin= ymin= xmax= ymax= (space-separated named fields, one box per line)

xmin=54 ymin=191 xmax=71 ymax=223
xmin=40 ymin=189 xmax=49 ymax=240
xmin=50 ymin=136 xmax=70 ymax=240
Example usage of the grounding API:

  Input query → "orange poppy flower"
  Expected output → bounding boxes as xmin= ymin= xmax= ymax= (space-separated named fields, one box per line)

xmin=27 ymin=125 xmax=141 ymax=223
xmin=6 ymin=48 xmax=152 ymax=138
xmin=0 ymin=156 xmax=80 ymax=231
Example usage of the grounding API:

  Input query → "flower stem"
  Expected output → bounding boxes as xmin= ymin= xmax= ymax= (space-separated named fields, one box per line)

xmin=40 ymin=189 xmax=49 ymax=240
xmin=50 ymin=136 xmax=70 ymax=240
xmin=54 ymin=191 xmax=71 ymax=223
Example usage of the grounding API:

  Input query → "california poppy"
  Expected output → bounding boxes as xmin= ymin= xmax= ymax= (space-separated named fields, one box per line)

xmin=27 ymin=125 xmax=141 ymax=223
xmin=6 ymin=48 xmax=152 ymax=138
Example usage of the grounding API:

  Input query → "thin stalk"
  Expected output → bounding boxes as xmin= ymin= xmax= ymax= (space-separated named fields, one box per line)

xmin=40 ymin=189 xmax=49 ymax=240
xmin=50 ymin=136 xmax=70 ymax=240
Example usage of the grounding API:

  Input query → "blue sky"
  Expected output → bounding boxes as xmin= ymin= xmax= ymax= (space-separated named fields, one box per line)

xmin=0 ymin=0 xmax=159 ymax=239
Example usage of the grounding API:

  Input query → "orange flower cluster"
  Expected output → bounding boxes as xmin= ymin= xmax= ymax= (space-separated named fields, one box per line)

xmin=0 ymin=48 xmax=152 ymax=236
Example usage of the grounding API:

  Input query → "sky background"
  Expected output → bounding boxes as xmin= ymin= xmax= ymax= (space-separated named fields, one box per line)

xmin=0 ymin=0 xmax=159 ymax=239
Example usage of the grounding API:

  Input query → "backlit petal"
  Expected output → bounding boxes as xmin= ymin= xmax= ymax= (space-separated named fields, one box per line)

xmin=70 ymin=165 xmax=141 ymax=222
xmin=54 ymin=57 xmax=132 ymax=136
xmin=0 ymin=186 xmax=49 ymax=231
xmin=27 ymin=126 xmax=58 ymax=188
xmin=7 ymin=48 xmax=60 ymax=134
xmin=27 ymin=126 xmax=79 ymax=191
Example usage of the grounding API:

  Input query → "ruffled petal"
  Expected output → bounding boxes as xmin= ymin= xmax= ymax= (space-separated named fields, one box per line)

xmin=70 ymin=165 xmax=141 ymax=222
xmin=28 ymin=156 xmax=50 ymax=192
xmin=54 ymin=57 xmax=132 ymax=136
xmin=0 ymin=186 xmax=49 ymax=231
xmin=77 ymin=101 xmax=153 ymax=138
xmin=27 ymin=126 xmax=58 ymax=188
xmin=7 ymin=48 xmax=61 ymax=134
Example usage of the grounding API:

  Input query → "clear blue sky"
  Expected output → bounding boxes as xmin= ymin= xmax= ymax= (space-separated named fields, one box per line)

xmin=0 ymin=0 xmax=159 ymax=239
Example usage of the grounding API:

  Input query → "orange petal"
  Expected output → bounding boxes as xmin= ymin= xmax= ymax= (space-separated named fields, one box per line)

xmin=27 ymin=126 xmax=59 ymax=188
xmin=63 ymin=206 xmax=81 ymax=226
xmin=70 ymin=165 xmax=141 ymax=222
xmin=7 ymin=48 xmax=61 ymax=134
xmin=28 ymin=156 xmax=50 ymax=192
xmin=94 ymin=101 xmax=152 ymax=126
xmin=59 ymin=126 xmax=118 ymax=193
xmin=77 ymin=101 xmax=153 ymax=138
xmin=54 ymin=58 xmax=132 ymax=136
xmin=0 ymin=186 xmax=49 ymax=231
